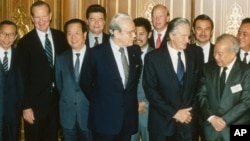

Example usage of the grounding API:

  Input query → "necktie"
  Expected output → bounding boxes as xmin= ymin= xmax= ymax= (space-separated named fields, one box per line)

xmin=243 ymin=52 xmax=248 ymax=64
xmin=156 ymin=33 xmax=162 ymax=49
xmin=177 ymin=52 xmax=184 ymax=85
xmin=45 ymin=34 xmax=53 ymax=68
xmin=3 ymin=51 xmax=8 ymax=72
xmin=94 ymin=37 xmax=99 ymax=47
xmin=74 ymin=53 xmax=80 ymax=81
xmin=119 ymin=48 xmax=129 ymax=87
xmin=220 ymin=67 xmax=227 ymax=95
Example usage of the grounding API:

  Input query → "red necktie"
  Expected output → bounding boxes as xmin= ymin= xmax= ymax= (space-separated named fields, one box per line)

xmin=156 ymin=33 xmax=162 ymax=49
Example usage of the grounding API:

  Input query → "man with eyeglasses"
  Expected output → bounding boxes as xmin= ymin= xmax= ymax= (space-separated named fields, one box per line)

xmin=237 ymin=18 xmax=250 ymax=64
xmin=16 ymin=1 xmax=69 ymax=141
xmin=83 ymin=13 xmax=142 ymax=141
xmin=0 ymin=20 xmax=20 ymax=141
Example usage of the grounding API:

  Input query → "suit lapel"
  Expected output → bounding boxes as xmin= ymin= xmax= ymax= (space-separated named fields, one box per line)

xmin=104 ymin=43 xmax=124 ymax=86
xmin=65 ymin=50 xmax=76 ymax=81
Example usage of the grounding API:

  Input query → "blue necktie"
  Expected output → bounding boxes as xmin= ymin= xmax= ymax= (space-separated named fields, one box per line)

xmin=177 ymin=52 xmax=184 ymax=85
xmin=2 ymin=51 xmax=8 ymax=72
xmin=45 ymin=34 xmax=53 ymax=68
xmin=74 ymin=53 xmax=80 ymax=81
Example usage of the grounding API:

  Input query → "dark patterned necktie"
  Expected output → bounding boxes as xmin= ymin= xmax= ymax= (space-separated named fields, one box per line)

xmin=3 ymin=51 xmax=8 ymax=72
xmin=45 ymin=34 xmax=53 ymax=68
xmin=177 ymin=52 xmax=184 ymax=85
xmin=220 ymin=67 xmax=227 ymax=95
xmin=243 ymin=52 xmax=248 ymax=64
xmin=74 ymin=53 xmax=80 ymax=81
xmin=119 ymin=48 xmax=129 ymax=87
xmin=94 ymin=37 xmax=99 ymax=47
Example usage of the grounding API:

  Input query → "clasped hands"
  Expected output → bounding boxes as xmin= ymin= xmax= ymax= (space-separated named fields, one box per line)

xmin=173 ymin=107 xmax=192 ymax=124
xmin=210 ymin=116 xmax=226 ymax=132
xmin=138 ymin=101 xmax=147 ymax=113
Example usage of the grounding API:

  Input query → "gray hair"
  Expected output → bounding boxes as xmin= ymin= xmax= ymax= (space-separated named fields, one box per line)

xmin=215 ymin=34 xmax=239 ymax=53
xmin=166 ymin=17 xmax=190 ymax=41
xmin=109 ymin=13 xmax=133 ymax=36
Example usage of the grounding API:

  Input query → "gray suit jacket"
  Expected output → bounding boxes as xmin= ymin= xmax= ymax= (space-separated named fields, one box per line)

xmin=55 ymin=49 xmax=90 ymax=130
xmin=137 ymin=46 xmax=154 ymax=126
xmin=198 ymin=59 xmax=250 ymax=141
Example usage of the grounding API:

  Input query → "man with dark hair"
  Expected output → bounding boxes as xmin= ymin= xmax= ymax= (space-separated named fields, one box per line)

xmin=143 ymin=17 xmax=204 ymax=141
xmin=16 ymin=1 xmax=69 ymax=141
xmin=86 ymin=4 xmax=109 ymax=48
xmin=131 ymin=17 xmax=153 ymax=141
xmin=56 ymin=18 xmax=91 ymax=141
xmin=0 ymin=20 xmax=20 ymax=141
xmin=192 ymin=14 xmax=215 ymax=63
xmin=237 ymin=17 xmax=250 ymax=64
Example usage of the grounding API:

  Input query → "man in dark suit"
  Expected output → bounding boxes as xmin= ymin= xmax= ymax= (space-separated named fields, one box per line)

xmin=143 ymin=17 xmax=204 ymax=141
xmin=192 ymin=14 xmax=215 ymax=63
xmin=197 ymin=34 xmax=250 ymax=141
xmin=86 ymin=4 xmax=109 ymax=48
xmin=16 ymin=1 xmax=69 ymax=141
xmin=0 ymin=20 xmax=21 ymax=141
xmin=84 ymin=13 xmax=142 ymax=141
xmin=192 ymin=14 xmax=215 ymax=141
xmin=148 ymin=4 xmax=170 ymax=49
xmin=55 ymin=19 xmax=91 ymax=141
xmin=131 ymin=17 xmax=153 ymax=141
xmin=237 ymin=18 xmax=250 ymax=64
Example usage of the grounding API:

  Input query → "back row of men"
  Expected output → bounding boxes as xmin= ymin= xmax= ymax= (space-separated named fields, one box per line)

xmin=1 ymin=1 xmax=250 ymax=141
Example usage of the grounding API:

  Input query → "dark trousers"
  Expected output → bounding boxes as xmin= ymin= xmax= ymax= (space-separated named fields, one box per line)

xmin=3 ymin=121 xmax=21 ymax=141
xmin=93 ymin=131 xmax=131 ymax=141
xmin=24 ymin=105 xmax=59 ymax=141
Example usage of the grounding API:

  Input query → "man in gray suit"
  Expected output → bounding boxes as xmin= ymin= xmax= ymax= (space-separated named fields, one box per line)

xmin=131 ymin=17 xmax=153 ymax=141
xmin=55 ymin=19 xmax=91 ymax=141
xmin=198 ymin=34 xmax=250 ymax=141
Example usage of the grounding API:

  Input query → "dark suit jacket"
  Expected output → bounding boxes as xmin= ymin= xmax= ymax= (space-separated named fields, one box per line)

xmin=86 ymin=32 xmax=109 ymax=48
xmin=148 ymin=30 xmax=167 ymax=49
xmin=0 ymin=55 xmax=4 ymax=140
xmin=3 ymin=48 xmax=22 ymax=124
xmin=198 ymin=59 xmax=250 ymax=141
xmin=16 ymin=28 xmax=69 ymax=119
xmin=192 ymin=43 xmax=215 ymax=63
xmin=55 ymin=48 xmax=90 ymax=130
xmin=143 ymin=43 xmax=204 ymax=137
xmin=84 ymin=41 xmax=142 ymax=135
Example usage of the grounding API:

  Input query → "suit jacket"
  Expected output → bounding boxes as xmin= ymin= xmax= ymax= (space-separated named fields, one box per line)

xmin=192 ymin=43 xmax=215 ymax=63
xmin=0 ymin=55 xmax=4 ymax=140
xmin=16 ymin=28 xmax=69 ymax=119
xmin=86 ymin=32 xmax=109 ymax=49
xmin=137 ymin=46 xmax=154 ymax=127
xmin=143 ymin=43 xmax=204 ymax=136
xmin=148 ymin=30 xmax=167 ymax=49
xmin=84 ymin=41 xmax=142 ymax=135
xmin=2 ymin=48 xmax=22 ymax=124
xmin=198 ymin=59 xmax=250 ymax=141
xmin=55 ymin=48 xmax=90 ymax=130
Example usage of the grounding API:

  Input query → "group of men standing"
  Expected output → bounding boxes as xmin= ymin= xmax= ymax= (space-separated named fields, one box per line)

xmin=1 ymin=1 xmax=250 ymax=141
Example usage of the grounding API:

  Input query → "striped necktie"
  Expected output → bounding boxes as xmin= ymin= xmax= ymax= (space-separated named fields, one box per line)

xmin=45 ymin=34 xmax=53 ymax=68
xmin=3 ymin=51 xmax=8 ymax=72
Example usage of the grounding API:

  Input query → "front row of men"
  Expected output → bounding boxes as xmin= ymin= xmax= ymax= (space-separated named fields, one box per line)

xmin=1 ymin=2 xmax=250 ymax=141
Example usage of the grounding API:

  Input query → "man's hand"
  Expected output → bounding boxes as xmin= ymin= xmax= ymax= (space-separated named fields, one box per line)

xmin=138 ymin=101 xmax=147 ymax=113
xmin=23 ymin=108 xmax=35 ymax=124
xmin=210 ymin=116 xmax=226 ymax=132
xmin=173 ymin=107 xmax=192 ymax=124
